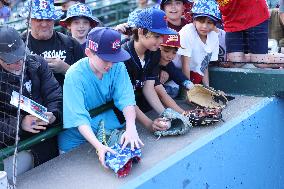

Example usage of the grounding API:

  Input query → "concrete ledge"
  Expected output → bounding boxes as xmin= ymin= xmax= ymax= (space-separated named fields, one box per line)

xmin=16 ymin=97 xmax=282 ymax=189
xmin=209 ymin=67 xmax=284 ymax=97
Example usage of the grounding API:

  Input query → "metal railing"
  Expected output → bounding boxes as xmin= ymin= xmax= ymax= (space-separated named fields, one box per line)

xmin=0 ymin=101 xmax=114 ymax=170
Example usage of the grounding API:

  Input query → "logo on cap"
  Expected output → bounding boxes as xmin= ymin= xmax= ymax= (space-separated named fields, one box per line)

xmin=39 ymin=0 xmax=48 ymax=9
xmin=112 ymin=40 xmax=120 ymax=50
xmin=166 ymin=35 xmax=179 ymax=43
xmin=88 ymin=40 xmax=98 ymax=52
xmin=79 ymin=4 xmax=87 ymax=13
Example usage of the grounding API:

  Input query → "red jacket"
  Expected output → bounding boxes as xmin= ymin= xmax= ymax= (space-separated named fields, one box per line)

xmin=217 ymin=0 xmax=269 ymax=32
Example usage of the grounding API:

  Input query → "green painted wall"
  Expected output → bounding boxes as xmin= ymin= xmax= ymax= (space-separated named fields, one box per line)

xmin=209 ymin=67 xmax=284 ymax=97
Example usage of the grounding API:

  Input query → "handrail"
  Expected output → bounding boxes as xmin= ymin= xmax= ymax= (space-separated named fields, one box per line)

xmin=0 ymin=101 xmax=114 ymax=170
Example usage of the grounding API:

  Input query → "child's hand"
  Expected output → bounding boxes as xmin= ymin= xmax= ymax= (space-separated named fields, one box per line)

xmin=160 ymin=70 xmax=169 ymax=84
xmin=120 ymin=127 xmax=144 ymax=151
xmin=96 ymin=144 xmax=116 ymax=168
xmin=46 ymin=58 xmax=69 ymax=74
xmin=152 ymin=118 xmax=169 ymax=132
xmin=114 ymin=23 xmax=129 ymax=34
xmin=183 ymin=80 xmax=194 ymax=90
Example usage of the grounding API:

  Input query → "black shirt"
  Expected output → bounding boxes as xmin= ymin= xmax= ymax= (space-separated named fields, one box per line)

xmin=26 ymin=31 xmax=84 ymax=86
xmin=123 ymin=40 xmax=161 ymax=91
xmin=123 ymin=40 xmax=161 ymax=112
xmin=168 ymin=17 xmax=188 ymax=32
xmin=146 ymin=49 xmax=188 ymax=87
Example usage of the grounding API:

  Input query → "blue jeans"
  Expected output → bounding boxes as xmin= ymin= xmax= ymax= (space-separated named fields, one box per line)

xmin=164 ymin=85 xmax=179 ymax=98
xmin=226 ymin=20 xmax=268 ymax=54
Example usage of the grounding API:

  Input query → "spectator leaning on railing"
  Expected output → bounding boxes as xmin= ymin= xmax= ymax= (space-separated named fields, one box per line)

xmin=0 ymin=26 xmax=62 ymax=166
xmin=58 ymin=28 xmax=143 ymax=167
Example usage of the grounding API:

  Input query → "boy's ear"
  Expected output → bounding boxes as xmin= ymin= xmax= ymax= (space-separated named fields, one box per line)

xmin=85 ymin=48 xmax=92 ymax=57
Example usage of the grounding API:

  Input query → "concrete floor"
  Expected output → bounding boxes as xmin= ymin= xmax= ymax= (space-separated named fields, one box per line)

xmin=16 ymin=96 xmax=265 ymax=189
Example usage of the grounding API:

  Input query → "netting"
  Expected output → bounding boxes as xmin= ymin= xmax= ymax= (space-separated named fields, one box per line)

xmin=0 ymin=61 xmax=24 ymax=189
xmin=0 ymin=4 xmax=31 ymax=188
xmin=0 ymin=69 xmax=21 ymax=149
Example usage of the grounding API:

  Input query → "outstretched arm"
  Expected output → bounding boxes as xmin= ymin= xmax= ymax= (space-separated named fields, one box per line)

xmin=181 ymin=55 xmax=191 ymax=80
xmin=135 ymin=105 xmax=169 ymax=132
xmin=78 ymin=124 xmax=116 ymax=168
xmin=143 ymin=80 xmax=165 ymax=114
xmin=120 ymin=105 xmax=144 ymax=150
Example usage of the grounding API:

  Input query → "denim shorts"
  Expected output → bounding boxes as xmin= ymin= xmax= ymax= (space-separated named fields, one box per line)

xmin=164 ymin=85 xmax=179 ymax=99
xmin=226 ymin=20 xmax=268 ymax=54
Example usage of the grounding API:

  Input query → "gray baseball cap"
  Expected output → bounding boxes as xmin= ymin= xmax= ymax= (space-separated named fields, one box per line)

xmin=0 ymin=26 xmax=26 ymax=64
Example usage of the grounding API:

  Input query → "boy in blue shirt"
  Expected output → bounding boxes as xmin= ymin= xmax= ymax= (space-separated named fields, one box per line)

xmin=59 ymin=27 xmax=143 ymax=168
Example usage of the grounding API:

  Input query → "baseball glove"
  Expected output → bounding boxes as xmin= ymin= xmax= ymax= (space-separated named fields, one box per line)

xmin=154 ymin=108 xmax=192 ymax=137
xmin=183 ymin=107 xmax=223 ymax=126
xmin=96 ymin=120 xmax=125 ymax=147
xmin=96 ymin=120 xmax=141 ymax=178
xmin=186 ymin=84 xmax=228 ymax=109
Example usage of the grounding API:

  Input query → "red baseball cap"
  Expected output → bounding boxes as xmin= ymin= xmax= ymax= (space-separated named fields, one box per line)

xmin=161 ymin=34 xmax=183 ymax=48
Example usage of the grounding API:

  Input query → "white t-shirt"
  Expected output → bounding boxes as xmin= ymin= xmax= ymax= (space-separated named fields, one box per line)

xmin=176 ymin=23 xmax=219 ymax=76
xmin=217 ymin=28 xmax=226 ymax=62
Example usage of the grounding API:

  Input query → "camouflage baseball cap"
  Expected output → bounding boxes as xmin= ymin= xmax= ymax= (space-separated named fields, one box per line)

xmin=60 ymin=3 xmax=99 ymax=27
xmin=31 ymin=0 xmax=63 ymax=20
xmin=191 ymin=0 xmax=221 ymax=22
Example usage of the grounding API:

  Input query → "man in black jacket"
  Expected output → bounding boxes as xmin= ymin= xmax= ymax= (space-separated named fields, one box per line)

xmin=0 ymin=26 xmax=62 ymax=165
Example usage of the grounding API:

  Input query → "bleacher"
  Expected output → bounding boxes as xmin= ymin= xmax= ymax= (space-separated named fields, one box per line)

xmin=2 ymin=0 xmax=137 ymax=33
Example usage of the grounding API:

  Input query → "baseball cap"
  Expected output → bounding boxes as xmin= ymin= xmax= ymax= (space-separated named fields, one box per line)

xmin=86 ymin=27 xmax=130 ymax=63
xmin=161 ymin=34 xmax=183 ymax=48
xmin=31 ymin=0 xmax=63 ymax=20
xmin=135 ymin=7 xmax=177 ymax=35
xmin=60 ymin=3 xmax=99 ymax=27
xmin=127 ymin=9 xmax=143 ymax=28
xmin=160 ymin=0 xmax=189 ymax=10
xmin=191 ymin=0 xmax=221 ymax=22
xmin=0 ymin=26 xmax=26 ymax=64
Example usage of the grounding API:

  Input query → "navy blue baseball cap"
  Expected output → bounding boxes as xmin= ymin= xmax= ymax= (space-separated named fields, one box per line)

xmin=0 ymin=26 xmax=26 ymax=64
xmin=86 ymin=27 xmax=130 ymax=63
xmin=136 ymin=8 xmax=177 ymax=35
